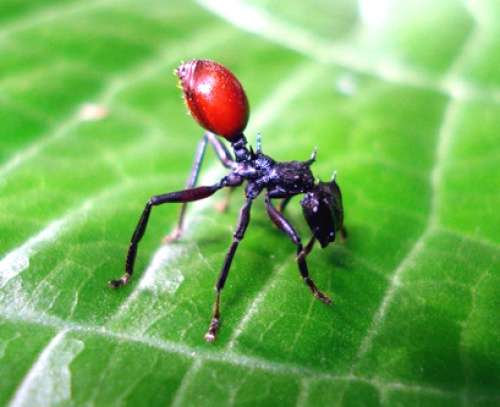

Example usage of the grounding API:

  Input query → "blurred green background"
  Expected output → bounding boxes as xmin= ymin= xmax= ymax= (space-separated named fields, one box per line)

xmin=0 ymin=0 xmax=499 ymax=405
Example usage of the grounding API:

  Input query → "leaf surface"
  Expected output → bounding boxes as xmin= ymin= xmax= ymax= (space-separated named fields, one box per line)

xmin=0 ymin=0 xmax=499 ymax=406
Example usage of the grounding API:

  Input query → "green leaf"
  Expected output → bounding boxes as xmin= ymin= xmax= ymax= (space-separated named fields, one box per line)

xmin=1 ymin=0 xmax=499 ymax=406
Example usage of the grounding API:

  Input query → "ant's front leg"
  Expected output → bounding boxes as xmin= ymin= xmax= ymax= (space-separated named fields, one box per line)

xmin=167 ymin=132 xmax=234 ymax=242
xmin=109 ymin=184 xmax=223 ymax=289
xmin=265 ymin=194 xmax=331 ymax=304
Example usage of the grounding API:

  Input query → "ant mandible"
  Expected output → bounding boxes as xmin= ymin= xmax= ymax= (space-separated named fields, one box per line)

xmin=109 ymin=59 xmax=346 ymax=342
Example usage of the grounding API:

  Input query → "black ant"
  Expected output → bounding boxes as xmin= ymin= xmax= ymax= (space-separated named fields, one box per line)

xmin=109 ymin=59 xmax=346 ymax=341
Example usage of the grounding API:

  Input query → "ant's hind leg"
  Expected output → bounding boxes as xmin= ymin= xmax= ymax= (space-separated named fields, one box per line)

xmin=265 ymin=194 xmax=331 ymax=304
xmin=166 ymin=132 xmax=235 ymax=242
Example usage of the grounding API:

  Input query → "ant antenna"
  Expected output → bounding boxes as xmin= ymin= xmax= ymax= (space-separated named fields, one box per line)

xmin=256 ymin=133 xmax=262 ymax=153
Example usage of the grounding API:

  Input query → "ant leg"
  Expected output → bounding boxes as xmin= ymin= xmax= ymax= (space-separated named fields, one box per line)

xmin=265 ymin=194 xmax=331 ymax=304
xmin=167 ymin=132 xmax=235 ymax=241
xmin=207 ymin=132 xmax=235 ymax=169
xmin=109 ymin=184 xmax=223 ymax=289
xmin=277 ymin=196 xmax=292 ymax=213
xmin=215 ymin=187 xmax=235 ymax=213
xmin=296 ymin=236 xmax=316 ymax=263
xmin=339 ymin=225 xmax=348 ymax=241
xmin=205 ymin=197 xmax=252 ymax=342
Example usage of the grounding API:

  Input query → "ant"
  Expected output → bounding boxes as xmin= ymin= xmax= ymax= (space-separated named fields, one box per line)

xmin=109 ymin=59 xmax=346 ymax=341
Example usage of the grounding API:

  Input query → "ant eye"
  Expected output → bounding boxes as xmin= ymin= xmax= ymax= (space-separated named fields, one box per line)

xmin=175 ymin=59 xmax=250 ymax=142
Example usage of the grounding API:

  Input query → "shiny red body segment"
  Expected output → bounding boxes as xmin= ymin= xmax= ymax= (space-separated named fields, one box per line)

xmin=175 ymin=59 xmax=249 ymax=141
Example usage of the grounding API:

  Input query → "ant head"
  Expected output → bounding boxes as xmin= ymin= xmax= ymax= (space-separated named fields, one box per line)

xmin=175 ymin=59 xmax=250 ymax=142
xmin=300 ymin=173 xmax=344 ymax=248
